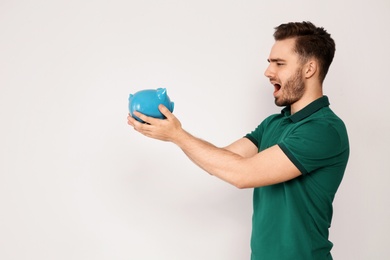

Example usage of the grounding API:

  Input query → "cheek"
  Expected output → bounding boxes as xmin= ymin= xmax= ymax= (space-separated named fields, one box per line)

xmin=280 ymin=69 xmax=297 ymax=83
xmin=278 ymin=73 xmax=289 ymax=84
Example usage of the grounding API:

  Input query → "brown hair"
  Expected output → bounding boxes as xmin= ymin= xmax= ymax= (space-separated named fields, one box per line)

xmin=273 ymin=21 xmax=336 ymax=83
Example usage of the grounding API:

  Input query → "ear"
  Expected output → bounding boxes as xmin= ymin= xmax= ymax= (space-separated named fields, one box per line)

xmin=304 ymin=60 xmax=317 ymax=79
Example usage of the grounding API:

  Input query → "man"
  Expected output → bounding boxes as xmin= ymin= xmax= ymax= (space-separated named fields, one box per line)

xmin=127 ymin=21 xmax=349 ymax=260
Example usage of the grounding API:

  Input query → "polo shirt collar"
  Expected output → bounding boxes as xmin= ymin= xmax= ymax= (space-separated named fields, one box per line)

xmin=281 ymin=96 xmax=330 ymax=123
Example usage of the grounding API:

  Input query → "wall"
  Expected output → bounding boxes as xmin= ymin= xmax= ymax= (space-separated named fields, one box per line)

xmin=0 ymin=0 xmax=389 ymax=259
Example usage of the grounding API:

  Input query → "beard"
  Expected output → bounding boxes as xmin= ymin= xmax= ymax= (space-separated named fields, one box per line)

xmin=275 ymin=69 xmax=306 ymax=107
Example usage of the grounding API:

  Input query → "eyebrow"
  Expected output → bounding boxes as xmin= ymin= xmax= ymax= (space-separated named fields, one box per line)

xmin=267 ymin=58 xmax=286 ymax=63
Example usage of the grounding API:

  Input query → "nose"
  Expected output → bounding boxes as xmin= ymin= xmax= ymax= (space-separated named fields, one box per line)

xmin=264 ymin=64 xmax=273 ymax=79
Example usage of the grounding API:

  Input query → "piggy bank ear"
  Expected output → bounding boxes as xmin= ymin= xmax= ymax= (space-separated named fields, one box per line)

xmin=156 ymin=88 xmax=167 ymax=100
xmin=129 ymin=94 xmax=134 ymax=101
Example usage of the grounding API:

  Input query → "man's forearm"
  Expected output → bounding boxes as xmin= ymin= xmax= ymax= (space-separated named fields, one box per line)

xmin=173 ymin=129 xmax=247 ymax=188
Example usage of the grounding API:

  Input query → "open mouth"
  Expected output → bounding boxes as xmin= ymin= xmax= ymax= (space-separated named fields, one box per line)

xmin=273 ymin=83 xmax=281 ymax=94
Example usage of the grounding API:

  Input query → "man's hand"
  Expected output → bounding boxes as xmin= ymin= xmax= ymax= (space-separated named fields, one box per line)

xmin=127 ymin=104 xmax=183 ymax=143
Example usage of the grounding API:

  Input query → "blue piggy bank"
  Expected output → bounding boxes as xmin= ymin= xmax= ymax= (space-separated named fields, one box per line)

xmin=128 ymin=88 xmax=174 ymax=122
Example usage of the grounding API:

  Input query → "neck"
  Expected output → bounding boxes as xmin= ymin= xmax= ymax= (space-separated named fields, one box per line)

xmin=290 ymin=85 xmax=323 ymax=114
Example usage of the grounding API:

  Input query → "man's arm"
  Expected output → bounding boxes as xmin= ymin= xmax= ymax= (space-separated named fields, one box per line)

xmin=127 ymin=105 xmax=301 ymax=189
xmin=223 ymin=137 xmax=258 ymax=158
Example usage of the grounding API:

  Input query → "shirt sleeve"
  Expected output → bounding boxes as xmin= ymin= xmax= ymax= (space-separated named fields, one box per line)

xmin=245 ymin=120 xmax=266 ymax=148
xmin=278 ymin=120 xmax=347 ymax=175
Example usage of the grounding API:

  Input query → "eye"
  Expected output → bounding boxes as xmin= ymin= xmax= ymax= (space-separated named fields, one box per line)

xmin=276 ymin=62 xmax=285 ymax=66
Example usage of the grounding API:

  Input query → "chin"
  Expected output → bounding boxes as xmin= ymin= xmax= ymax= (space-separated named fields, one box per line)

xmin=275 ymin=95 xmax=300 ymax=107
xmin=274 ymin=98 xmax=288 ymax=107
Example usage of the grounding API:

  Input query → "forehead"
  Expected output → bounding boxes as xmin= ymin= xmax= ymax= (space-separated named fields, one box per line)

xmin=268 ymin=38 xmax=298 ymax=61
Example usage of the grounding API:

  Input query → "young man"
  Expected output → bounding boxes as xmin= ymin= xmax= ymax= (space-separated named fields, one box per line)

xmin=127 ymin=21 xmax=349 ymax=260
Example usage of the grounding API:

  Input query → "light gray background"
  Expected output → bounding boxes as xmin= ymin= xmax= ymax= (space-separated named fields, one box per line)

xmin=1 ymin=0 xmax=389 ymax=259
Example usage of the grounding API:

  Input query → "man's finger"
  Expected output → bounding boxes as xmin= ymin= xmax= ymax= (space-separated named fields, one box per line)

xmin=158 ymin=104 xmax=174 ymax=120
xmin=133 ymin=111 xmax=158 ymax=125
xmin=127 ymin=114 xmax=136 ymax=126
xmin=133 ymin=111 xmax=147 ymax=123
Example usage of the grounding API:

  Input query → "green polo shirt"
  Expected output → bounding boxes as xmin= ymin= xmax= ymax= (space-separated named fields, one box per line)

xmin=245 ymin=96 xmax=349 ymax=260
